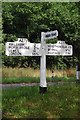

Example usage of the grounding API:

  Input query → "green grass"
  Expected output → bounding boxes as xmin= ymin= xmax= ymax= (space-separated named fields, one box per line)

xmin=2 ymin=76 xmax=76 ymax=84
xmin=2 ymin=83 xmax=79 ymax=119
xmin=2 ymin=77 xmax=40 ymax=84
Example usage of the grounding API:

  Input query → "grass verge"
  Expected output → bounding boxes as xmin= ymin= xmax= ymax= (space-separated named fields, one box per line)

xmin=2 ymin=83 xmax=79 ymax=119
xmin=2 ymin=76 xmax=76 ymax=84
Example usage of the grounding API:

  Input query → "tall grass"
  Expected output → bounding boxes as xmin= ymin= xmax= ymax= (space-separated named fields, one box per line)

xmin=2 ymin=67 xmax=76 ymax=78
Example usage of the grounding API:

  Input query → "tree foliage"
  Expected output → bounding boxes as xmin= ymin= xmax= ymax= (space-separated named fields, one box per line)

xmin=2 ymin=2 xmax=80 ymax=68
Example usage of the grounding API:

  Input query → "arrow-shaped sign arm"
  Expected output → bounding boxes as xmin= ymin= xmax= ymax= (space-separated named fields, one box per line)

xmin=43 ymin=30 xmax=58 ymax=40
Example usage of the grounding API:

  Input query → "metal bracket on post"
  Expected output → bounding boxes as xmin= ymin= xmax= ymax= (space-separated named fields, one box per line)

xmin=40 ymin=32 xmax=47 ymax=93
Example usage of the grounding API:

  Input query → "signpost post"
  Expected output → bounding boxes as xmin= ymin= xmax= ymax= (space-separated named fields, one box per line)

xmin=39 ymin=30 xmax=58 ymax=93
xmin=6 ymin=30 xmax=73 ymax=93
xmin=40 ymin=32 xmax=47 ymax=93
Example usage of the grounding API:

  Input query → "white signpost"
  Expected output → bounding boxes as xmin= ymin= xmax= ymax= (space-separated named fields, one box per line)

xmin=6 ymin=30 xmax=73 ymax=93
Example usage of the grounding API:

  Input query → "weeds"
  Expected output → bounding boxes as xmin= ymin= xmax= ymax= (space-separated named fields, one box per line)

xmin=2 ymin=67 xmax=76 ymax=78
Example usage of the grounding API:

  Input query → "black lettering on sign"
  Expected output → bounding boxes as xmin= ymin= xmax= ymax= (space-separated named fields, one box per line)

xmin=52 ymin=45 xmax=54 ymax=48
xmin=61 ymin=45 xmax=65 ymax=48
xmin=9 ymin=45 xmax=15 ymax=49
xmin=19 ymin=39 xmax=23 ymax=42
xmin=32 ymin=52 xmax=38 ymax=56
xmin=64 ymin=46 xmax=67 ymax=48
xmin=66 ymin=49 xmax=70 ymax=52
xmin=48 ymin=48 xmax=50 ymax=51
xmin=24 ymin=46 xmax=29 ymax=49
xmin=9 ymin=43 xmax=14 ymax=45
xmin=16 ymin=43 xmax=24 ymax=46
xmin=68 ymin=46 xmax=72 ymax=48
xmin=58 ymin=52 xmax=60 ymax=54
xmin=48 ymin=45 xmax=51 ymax=47
xmin=33 ymin=44 xmax=37 ymax=52
xmin=10 ymin=48 xmax=21 ymax=55
xmin=33 ymin=50 xmax=36 ymax=53
xmin=19 ymin=46 xmax=23 ymax=49
xmin=51 ymin=33 xmax=56 ymax=36
xmin=32 ymin=52 xmax=36 ymax=55
xmin=58 ymin=41 xmax=61 ymax=44
xmin=45 ymin=34 xmax=50 ymax=38
xmin=9 ymin=46 xmax=12 ymax=48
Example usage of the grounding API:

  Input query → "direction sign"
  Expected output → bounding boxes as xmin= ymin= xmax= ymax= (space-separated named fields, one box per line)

xmin=5 ymin=31 xmax=73 ymax=93
xmin=46 ymin=41 xmax=73 ymax=56
xmin=6 ymin=41 xmax=41 ymax=56
xmin=43 ymin=30 xmax=58 ymax=40
xmin=6 ymin=40 xmax=73 ymax=56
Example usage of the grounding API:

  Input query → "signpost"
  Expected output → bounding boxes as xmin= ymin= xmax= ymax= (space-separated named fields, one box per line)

xmin=6 ymin=30 xmax=73 ymax=93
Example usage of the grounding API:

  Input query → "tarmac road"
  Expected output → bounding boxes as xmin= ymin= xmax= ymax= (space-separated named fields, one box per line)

xmin=1 ymin=81 xmax=76 ymax=89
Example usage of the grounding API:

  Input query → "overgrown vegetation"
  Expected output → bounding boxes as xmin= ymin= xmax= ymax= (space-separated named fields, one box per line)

xmin=2 ymin=67 xmax=76 ymax=78
xmin=2 ymin=67 xmax=76 ymax=83
xmin=2 ymin=2 xmax=80 ymax=68
xmin=2 ymin=84 xmax=79 ymax=119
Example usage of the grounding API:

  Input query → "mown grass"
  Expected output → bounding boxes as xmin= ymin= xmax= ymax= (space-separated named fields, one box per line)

xmin=2 ymin=76 xmax=76 ymax=84
xmin=2 ymin=83 xmax=79 ymax=119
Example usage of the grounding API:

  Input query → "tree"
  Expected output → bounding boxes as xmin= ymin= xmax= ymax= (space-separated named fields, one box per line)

xmin=2 ymin=2 xmax=80 ymax=68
